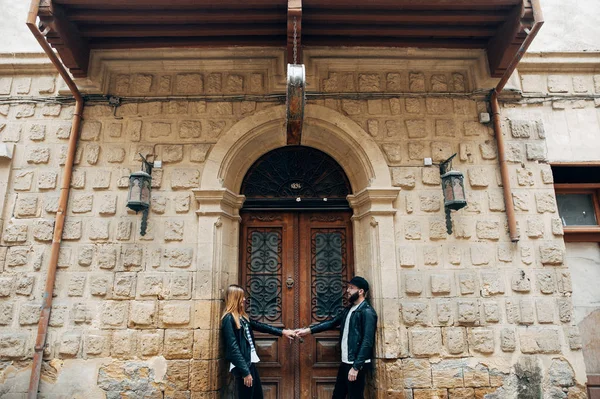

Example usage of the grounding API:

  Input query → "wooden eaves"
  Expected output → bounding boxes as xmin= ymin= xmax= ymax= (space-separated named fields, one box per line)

xmin=36 ymin=0 xmax=539 ymax=79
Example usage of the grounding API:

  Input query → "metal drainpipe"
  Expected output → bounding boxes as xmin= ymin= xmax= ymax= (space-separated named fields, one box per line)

xmin=490 ymin=0 xmax=544 ymax=242
xmin=26 ymin=0 xmax=84 ymax=396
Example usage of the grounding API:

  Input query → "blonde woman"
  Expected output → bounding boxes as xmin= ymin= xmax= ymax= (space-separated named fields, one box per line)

xmin=222 ymin=284 xmax=297 ymax=399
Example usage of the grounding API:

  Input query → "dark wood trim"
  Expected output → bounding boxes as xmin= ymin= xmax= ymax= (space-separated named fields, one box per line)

xmin=39 ymin=0 xmax=90 ymax=78
xmin=555 ymin=185 xmax=600 ymax=242
xmin=554 ymin=184 xmax=600 ymax=190
xmin=486 ymin=1 xmax=534 ymax=78
xmin=551 ymin=162 xmax=600 ymax=167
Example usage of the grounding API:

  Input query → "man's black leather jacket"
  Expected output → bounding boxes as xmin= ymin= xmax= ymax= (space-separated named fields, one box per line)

xmin=310 ymin=300 xmax=377 ymax=371
xmin=222 ymin=313 xmax=283 ymax=378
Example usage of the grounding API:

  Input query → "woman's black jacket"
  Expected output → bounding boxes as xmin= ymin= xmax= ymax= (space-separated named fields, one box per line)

xmin=222 ymin=313 xmax=283 ymax=378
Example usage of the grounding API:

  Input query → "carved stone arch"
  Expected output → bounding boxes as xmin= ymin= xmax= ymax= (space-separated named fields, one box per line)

xmin=200 ymin=104 xmax=392 ymax=194
xmin=194 ymin=104 xmax=401 ymax=377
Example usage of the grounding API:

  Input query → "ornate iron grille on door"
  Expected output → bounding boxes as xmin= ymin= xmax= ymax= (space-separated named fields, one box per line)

xmin=245 ymin=228 xmax=283 ymax=323
xmin=311 ymin=229 xmax=347 ymax=322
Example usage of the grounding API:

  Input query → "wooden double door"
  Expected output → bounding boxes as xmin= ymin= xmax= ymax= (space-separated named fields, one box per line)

xmin=240 ymin=211 xmax=354 ymax=399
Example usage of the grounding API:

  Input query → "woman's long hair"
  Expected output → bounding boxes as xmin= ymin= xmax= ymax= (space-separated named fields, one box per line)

xmin=222 ymin=284 xmax=248 ymax=329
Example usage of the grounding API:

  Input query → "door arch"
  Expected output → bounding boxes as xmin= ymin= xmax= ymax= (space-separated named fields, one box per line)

xmin=239 ymin=146 xmax=354 ymax=399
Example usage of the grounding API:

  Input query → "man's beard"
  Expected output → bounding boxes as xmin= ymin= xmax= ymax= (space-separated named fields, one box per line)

xmin=348 ymin=292 xmax=359 ymax=304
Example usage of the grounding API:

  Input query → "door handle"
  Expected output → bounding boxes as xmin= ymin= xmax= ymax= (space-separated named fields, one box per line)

xmin=286 ymin=276 xmax=294 ymax=289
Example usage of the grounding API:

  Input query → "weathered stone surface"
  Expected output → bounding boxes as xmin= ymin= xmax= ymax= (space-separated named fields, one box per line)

xmin=468 ymin=328 xmax=494 ymax=354
xmin=526 ymin=143 xmax=547 ymax=161
xmin=101 ymin=301 xmax=128 ymax=327
xmin=171 ymin=169 xmax=200 ymax=189
xmin=0 ymin=333 xmax=29 ymax=358
xmin=458 ymin=273 xmax=476 ymax=295
xmin=420 ymin=194 xmax=442 ymax=212
xmin=403 ymin=358 xmax=432 ymax=388
xmin=431 ymin=274 xmax=451 ymax=294
xmin=4 ymin=224 xmax=28 ymax=243
xmin=161 ymin=302 xmax=192 ymax=326
xmin=381 ymin=143 xmax=402 ymax=164
xmin=165 ymin=248 xmax=193 ymax=268
xmin=129 ymin=301 xmax=157 ymax=326
xmin=81 ymin=121 xmax=101 ymax=141
xmin=410 ymin=328 xmax=442 ymax=356
xmin=391 ymin=168 xmax=416 ymax=189
xmin=38 ymin=170 xmax=58 ymax=189
xmin=468 ymin=167 xmax=489 ymax=188
xmin=445 ymin=328 xmax=466 ymax=354
xmin=539 ymin=243 xmax=564 ymax=265
xmin=432 ymin=360 xmax=463 ymax=388
xmin=483 ymin=301 xmax=500 ymax=323
xmin=480 ymin=272 xmax=504 ymax=297
xmin=406 ymin=120 xmax=427 ymax=138
xmin=402 ymin=302 xmax=429 ymax=325
xmin=519 ymin=328 xmax=561 ymax=354
xmin=476 ymin=221 xmax=500 ymax=240
xmin=114 ymin=273 xmax=136 ymax=298
xmin=72 ymin=194 xmax=93 ymax=213
xmin=404 ymin=220 xmax=422 ymax=240
xmin=164 ymin=329 xmax=193 ymax=359
xmin=89 ymin=219 xmax=110 ymax=240
xmin=457 ymin=300 xmax=479 ymax=324
xmin=511 ymin=270 xmax=531 ymax=292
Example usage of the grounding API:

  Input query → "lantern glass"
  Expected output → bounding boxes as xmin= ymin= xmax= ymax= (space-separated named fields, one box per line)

xmin=441 ymin=171 xmax=467 ymax=211
xmin=127 ymin=171 xmax=152 ymax=213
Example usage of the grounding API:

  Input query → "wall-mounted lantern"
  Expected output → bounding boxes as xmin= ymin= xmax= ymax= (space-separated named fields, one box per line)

xmin=440 ymin=154 xmax=467 ymax=234
xmin=126 ymin=153 xmax=153 ymax=236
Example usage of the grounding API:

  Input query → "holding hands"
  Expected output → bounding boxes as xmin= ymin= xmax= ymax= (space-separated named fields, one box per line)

xmin=282 ymin=329 xmax=298 ymax=342
xmin=281 ymin=327 xmax=311 ymax=343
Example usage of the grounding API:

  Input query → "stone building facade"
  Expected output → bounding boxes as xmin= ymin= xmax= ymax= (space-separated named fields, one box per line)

xmin=0 ymin=1 xmax=599 ymax=398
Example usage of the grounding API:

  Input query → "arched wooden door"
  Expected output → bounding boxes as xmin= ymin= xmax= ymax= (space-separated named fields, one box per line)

xmin=239 ymin=147 xmax=354 ymax=399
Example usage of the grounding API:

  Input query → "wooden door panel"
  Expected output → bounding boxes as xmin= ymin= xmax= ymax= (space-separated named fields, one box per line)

xmin=254 ymin=337 xmax=280 ymax=365
xmin=241 ymin=211 xmax=353 ymax=399
xmin=240 ymin=213 xmax=295 ymax=399
xmin=314 ymin=379 xmax=336 ymax=399
xmin=261 ymin=381 xmax=279 ymax=399
xmin=314 ymin=336 xmax=341 ymax=366
xmin=299 ymin=212 xmax=354 ymax=399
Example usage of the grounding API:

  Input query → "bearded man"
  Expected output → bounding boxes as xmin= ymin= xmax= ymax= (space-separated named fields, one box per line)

xmin=296 ymin=276 xmax=377 ymax=399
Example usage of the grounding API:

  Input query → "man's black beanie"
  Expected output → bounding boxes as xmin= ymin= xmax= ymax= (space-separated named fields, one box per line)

xmin=349 ymin=276 xmax=369 ymax=292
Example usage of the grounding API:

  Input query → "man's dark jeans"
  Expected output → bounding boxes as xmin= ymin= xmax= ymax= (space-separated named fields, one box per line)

xmin=332 ymin=363 xmax=371 ymax=399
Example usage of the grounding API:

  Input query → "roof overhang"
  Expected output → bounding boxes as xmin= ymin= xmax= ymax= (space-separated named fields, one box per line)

xmin=35 ymin=0 xmax=541 ymax=80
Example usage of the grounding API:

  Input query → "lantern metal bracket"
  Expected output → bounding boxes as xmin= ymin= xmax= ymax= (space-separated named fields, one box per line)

xmin=439 ymin=153 xmax=457 ymax=176
xmin=138 ymin=153 xmax=153 ymax=175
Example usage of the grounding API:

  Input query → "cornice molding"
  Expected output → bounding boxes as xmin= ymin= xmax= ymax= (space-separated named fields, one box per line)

xmin=0 ymin=52 xmax=57 ymax=74
xmin=78 ymin=47 xmax=501 ymax=94
xmin=517 ymin=52 xmax=600 ymax=73
xmin=304 ymin=47 xmax=496 ymax=91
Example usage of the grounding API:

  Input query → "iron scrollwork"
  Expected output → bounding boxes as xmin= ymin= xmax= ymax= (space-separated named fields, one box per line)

xmin=246 ymin=229 xmax=283 ymax=323
xmin=311 ymin=229 xmax=347 ymax=322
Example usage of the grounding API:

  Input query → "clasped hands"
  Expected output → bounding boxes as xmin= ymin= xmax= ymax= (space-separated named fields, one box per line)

xmin=281 ymin=327 xmax=311 ymax=342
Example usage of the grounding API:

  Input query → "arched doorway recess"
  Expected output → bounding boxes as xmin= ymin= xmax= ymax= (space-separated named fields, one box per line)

xmin=193 ymin=104 xmax=400 ymax=398
xmin=239 ymin=145 xmax=353 ymax=397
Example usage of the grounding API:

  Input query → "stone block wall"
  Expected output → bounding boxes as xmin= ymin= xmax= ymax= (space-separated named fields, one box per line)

xmin=0 ymin=54 xmax=590 ymax=398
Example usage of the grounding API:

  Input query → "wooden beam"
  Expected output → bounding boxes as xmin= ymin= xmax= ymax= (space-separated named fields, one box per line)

xmin=486 ymin=0 xmax=535 ymax=77
xmin=38 ymin=0 xmax=90 ymax=77
xmin=287 ymin=0 xmax=302 ymax=64
xmin=302 ymin=24 xmax=497 ymax=37
xmin=88 ymin=36 xmax=286 ymax=49
xmin=302 ymin=36 xmax=487 ymax=48
xmin=304 ymin=10 xmax=507 ymax=24
xmin=303 ymin=0 xmax=521 ymax=9
xmin=79 ymin=24 xmax=286 ymax=37
xmin=54 ymin=0 xmax=287 ymax=9
xmin=67 ymin=9 xmax=286 ymax=24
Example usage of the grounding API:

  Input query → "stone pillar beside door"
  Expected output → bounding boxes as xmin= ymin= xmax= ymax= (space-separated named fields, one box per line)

xmin=194 ymin=188 xmax=245 ymax=396
xmin=348 ymin=187 xmax=404 ymax=395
